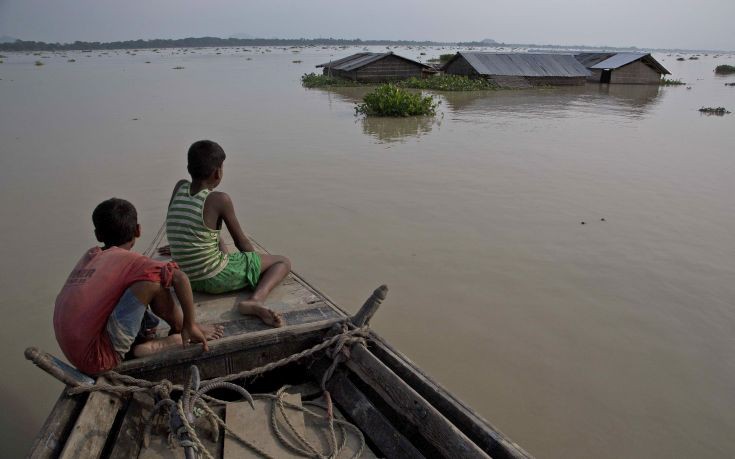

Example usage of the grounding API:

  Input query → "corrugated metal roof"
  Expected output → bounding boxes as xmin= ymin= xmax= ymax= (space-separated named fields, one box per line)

xmin=316 ymin=52 xmax=427 ymax=72
xmin=589 ymin=52 xmax=648 ymax=69
xmin=452 ymin=53 xmax=591 ymax=77
xmin=576 ymin=52 xmax=670 ymax=74
xmin=575 ymin=52 xmax=616 ymax=67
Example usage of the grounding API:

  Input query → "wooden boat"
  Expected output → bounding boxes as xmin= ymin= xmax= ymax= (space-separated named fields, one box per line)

xmin=26 ymin=236 xmax=532 ymax=459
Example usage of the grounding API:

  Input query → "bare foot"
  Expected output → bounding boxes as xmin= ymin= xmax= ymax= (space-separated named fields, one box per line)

xmin=200 ymin=323 xmax=225 ymax=340
xmin=237 ymin=300 xmax=284 ymax=327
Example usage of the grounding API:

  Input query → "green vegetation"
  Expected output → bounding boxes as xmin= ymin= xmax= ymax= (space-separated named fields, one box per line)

xmin=398 ymin=74 xmax=497 ymax=91
xmin=172 ymin=66 xmax=185 ymax=69
xmin=427 ymin=53 xmax=456 ymax=64
xmin=698 ymin=107 xmax=731 ymax=115
xmin=714 ymin=65 xmax=735 ymax=75
xmin=725 ymin=82 xmax=735 ymax=87
xmin=301 ymin=72 xmax=364 ymax=88
xmin=34 ymin=60 xmax=43 ymax=66
xmin=676 ymin=57 xmax=685 ymax=61
xmin=659 ymin=78 xmax=686 ymax=86
xmin=355 ymin=84 xmax=438 ymax=117
xmin=67 ymin=59 xmax=76 ymax=62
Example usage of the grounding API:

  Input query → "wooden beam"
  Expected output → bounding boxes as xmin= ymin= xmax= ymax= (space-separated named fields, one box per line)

xmin=346 ymin=344 xmax=490 ymax=458
xmin=116 ymin=317 xmax=343 ymax=374
xmin=59 ymin=376 xmax=125 ymax=459
xmin=351 ymin=285 xmax=388 ymax=327
xmin=28 ymin=390 xmax=88 ymax=459
xmin=368 ymin=334 xmax=533 ymax=459
xmin=326 ymin=370 xmax=424 ymax=459
xmin=25 ymin=347 xmax=95 ymax=387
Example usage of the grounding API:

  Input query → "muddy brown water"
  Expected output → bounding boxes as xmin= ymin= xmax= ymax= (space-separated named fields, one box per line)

xmin=1 ymin=47 xmax=734 ymax=458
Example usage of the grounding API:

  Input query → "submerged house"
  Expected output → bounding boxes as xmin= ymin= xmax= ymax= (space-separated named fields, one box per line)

xmin=442 ymin=52 xmax=591 ymax=87
xmin=575 ymin=52 xmax=670 ymax=84
xmin=316 ymin=52 xmax=431 ymax=83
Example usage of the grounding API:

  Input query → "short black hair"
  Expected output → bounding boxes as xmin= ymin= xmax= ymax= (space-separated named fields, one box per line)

xmin=187 ymin=140 xmax=226 ymax=180
xmin=92 ymin=198 xmax=138 ymax=247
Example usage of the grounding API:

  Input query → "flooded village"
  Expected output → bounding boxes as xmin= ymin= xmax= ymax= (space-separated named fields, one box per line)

xmin=1 ymin=14 xmax=735 ymax=459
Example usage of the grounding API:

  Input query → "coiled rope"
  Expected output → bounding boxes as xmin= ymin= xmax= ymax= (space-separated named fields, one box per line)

xmin=68 ymin=324 xmax=369 ymax=458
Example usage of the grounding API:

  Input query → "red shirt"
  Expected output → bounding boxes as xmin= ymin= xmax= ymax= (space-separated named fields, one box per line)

xmin=53 ymin=246 xmax=177 ymax=374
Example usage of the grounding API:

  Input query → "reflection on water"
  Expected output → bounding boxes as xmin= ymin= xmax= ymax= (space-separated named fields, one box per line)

xmin=310 ymin=86 xmax=440 ymax=142
xmin=312 ymin=86 xmax=371 ymax=105
xmin=442 ymin=84 xmax=661 ymax=120
xmin=360 ymin=114 xmax=439 ymax=143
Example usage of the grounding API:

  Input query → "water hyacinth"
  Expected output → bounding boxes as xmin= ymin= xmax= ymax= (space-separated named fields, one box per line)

xmin=659 ymin=78 xmax=686 ymax=86
xmin=398 ymin=75 xmax=497 ymax=91
xmin=355 ymin=84 xmax=438 ymax=117
xmin=714 ymin=65 xmax=735 ymax=75
xmin=301 ymin=72 xmax=364 ymax=88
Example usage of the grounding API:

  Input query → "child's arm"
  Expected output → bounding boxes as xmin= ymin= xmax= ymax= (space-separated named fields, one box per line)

xmin=170 ymin=269 xmax=209 ymax=351
xmin=211 ymin=192 xmax=256 ymax=253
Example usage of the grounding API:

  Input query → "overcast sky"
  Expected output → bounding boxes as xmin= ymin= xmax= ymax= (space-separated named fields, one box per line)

xmin=0 ymin=0 xmax=733 ymax=50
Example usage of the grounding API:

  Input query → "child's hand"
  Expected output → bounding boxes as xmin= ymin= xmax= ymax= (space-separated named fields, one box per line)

xmin=182 ymin=322 xmax=209 ymax=352
xmin=157 ymin=245 xmax=172 ymax=256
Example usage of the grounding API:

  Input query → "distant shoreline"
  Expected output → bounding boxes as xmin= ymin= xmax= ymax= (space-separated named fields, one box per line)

xmin=0 ymin=36 xmax=731 ymax=53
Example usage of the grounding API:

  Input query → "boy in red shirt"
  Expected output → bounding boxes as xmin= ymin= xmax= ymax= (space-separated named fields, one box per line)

xmin=54 ymin=198 xmax=223 ymax=375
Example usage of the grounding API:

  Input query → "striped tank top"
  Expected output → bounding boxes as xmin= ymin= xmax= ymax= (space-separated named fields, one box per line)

xmin=166 ymin=182 xmax=228 ymax=281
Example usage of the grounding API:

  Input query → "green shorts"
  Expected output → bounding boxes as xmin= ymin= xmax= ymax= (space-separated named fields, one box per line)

xmin=189 ymin=252 xmax=262 ymax=295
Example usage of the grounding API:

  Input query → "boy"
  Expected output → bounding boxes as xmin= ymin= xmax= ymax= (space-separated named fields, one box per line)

xmin=164 ymin=140 xmax=290 ymax=327
xmin=54 ymin=198 xmax=223 ymax=375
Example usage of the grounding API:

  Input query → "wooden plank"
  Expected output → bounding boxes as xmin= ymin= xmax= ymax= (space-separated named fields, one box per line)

xmin=25 ymin=347 xmax=95 ymax=387
xmin=108 ymin=392 xmax=154 ymax=459
xmin=28 ymin=390 xmax=88 ymax=459
xmin=216 ymin=303 xmax=339 ymax=338
xmin=368 ymin=334 xmax=533 ymax=459
xmin=326 ymin=370 xmax=424 ymax=459
xmin=346 ymin=345 xmax=490 ymax=459
xmin=224 ymin=393 xmax=305 ymax=458
xmin=116 ymin=317 xmax=343 ymax=374
xmin=59 ymin=377 xmax=125 ymax=459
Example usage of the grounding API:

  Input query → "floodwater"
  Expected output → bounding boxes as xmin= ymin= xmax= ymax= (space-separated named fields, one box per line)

xmin=1 ymin=46 xmax=734 ymax=458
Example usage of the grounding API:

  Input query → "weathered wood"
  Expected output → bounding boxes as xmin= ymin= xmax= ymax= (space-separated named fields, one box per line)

xmin=28 ymin=390 xmax=88 ymax=459
xmin=25 ymin=347 xmax=95 ymax=386
xmin=116 ymin=317 xmax=343 ymax=374
xmin=346 ymin=344 xmax=490 ymax=458
xmin=224 ymin=394 xmax=305 ymax=458
xmin=108 ymin=392 xmax=155 ymax=459
xmin=59 ymin=376 xmax=125 ymax=459
xmin=351 ymin=285 xmax=388 ymax=327
xmin=326 ymin=370 xmax=425 ymax=459
xmin=368 ymin=334 xmax=533 ymax=459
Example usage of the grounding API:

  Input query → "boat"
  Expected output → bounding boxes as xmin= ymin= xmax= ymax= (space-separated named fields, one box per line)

xmin=26 ymin=233 xmax=532 ymax=458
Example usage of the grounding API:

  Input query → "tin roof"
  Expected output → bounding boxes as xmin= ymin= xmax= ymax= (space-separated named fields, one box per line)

xmin=445 ymin=52 xmax=591 ymax=77
xmin=316 ymin=52 xmax=428 ymax=72
xmin=574 ymin=52 xmax=616 ymax=67
xmin=576 ymin=52 xmax=670 ymax=74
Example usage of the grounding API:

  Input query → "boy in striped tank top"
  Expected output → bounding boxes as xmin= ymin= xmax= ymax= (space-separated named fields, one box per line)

xmin=164 ymin=140 xmax=290 ymax=327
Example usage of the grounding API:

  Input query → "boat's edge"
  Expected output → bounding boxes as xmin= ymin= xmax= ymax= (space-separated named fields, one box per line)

xmin=28 ymin=390 xmax=88 ymax=459
xmin=29 ymin=328 xmax=533 ymax=459
xmin=368 ymin=331 xmax=533 ymax=459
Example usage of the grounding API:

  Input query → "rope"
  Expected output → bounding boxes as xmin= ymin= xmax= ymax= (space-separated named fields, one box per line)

xmin=142 ymin=219 xmax=167 ymax=258
xmin=66 ymin=325 xmax=370 ymax=458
